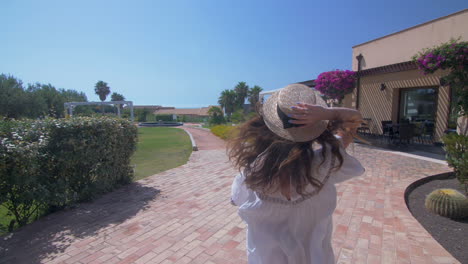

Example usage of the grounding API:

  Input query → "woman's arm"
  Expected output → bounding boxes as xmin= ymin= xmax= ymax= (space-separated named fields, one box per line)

xmin=289 ymin=104 xmax=362 ymax=148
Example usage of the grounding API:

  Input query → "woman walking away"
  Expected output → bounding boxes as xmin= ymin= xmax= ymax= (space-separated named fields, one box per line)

xmin=229 ymin=84 xmax=365 ymax=264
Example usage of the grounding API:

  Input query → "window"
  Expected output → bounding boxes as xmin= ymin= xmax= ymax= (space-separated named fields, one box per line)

xmin=399 ymin=88 xmax=437 ymax=123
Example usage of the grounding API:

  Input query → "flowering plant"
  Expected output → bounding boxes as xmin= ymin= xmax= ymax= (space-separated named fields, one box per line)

xmin=412 ymin=38 xmax=468 ymax=116
xmin=413 ymin=38 xmax=467 ymax=75
xmin=315 ymin=70 xmax=356 ymax=100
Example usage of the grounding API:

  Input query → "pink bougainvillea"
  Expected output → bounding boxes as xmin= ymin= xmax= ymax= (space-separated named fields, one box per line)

xmin=315 ymin=70 xmax=356 ymax=100
xmin=413 ymin=39 xmax=467 ymax=75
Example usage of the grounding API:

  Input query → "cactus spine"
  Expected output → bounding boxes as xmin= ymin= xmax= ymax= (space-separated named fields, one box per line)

xmin=425 ymin=189 xmax=468 ymax=219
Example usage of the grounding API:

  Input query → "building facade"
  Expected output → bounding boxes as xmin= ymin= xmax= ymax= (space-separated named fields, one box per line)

xmin=343 ymin=9 xmax=468 ymax=142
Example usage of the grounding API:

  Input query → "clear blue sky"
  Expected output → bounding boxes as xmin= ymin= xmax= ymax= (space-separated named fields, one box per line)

xmin=1 ymin=1 xmax=466 ymax=108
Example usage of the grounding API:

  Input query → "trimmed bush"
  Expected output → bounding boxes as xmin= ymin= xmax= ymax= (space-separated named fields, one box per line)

xmin=425 ymin=188 xmax=468 ymax=219
xmin=210 ymin=125 xmax=238 ymax=140
xmin=0 ymin=117 xmax=138 ymax=228
xmin=155 ymin=114 xmax=174 ymax=122
xmin=177 ymin=115 xmax=207 ymax=123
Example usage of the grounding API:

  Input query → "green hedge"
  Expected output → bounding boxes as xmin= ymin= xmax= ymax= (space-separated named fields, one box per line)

xmin=210 ymin=125 xmax=238 ymax=140
xmin=155 ymin=114 xmax=174 ymax=122
xmin=0 ymin=117 xmax=138 ymax=229
xmin=177 ymin=115 xmax=207 ymax=123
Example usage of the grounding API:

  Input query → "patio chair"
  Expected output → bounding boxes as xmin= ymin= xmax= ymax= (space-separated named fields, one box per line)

xmin=358 ymin=118 xmax=371 ymax=136
xmin=394 ymin=123 xmax=415 ymax=145
xmin=413 ymin=122 xmax=424 ymax=144
xmin=381 ymin=120 xmax=393 ymax=142
xmin=423 ymin=123 xmax=435 ymax=144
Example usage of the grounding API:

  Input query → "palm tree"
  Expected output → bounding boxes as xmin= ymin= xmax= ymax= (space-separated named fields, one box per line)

xmin=234 ymin=82 xmax=249 ymax=109
xmin=111 ymin=92 xmax=125 ymax=102
xmin=111 ymin=92 xmax=125 ymax=112
xmin=94 ymin=81 xmax=110 ymax=113
xmin=94 ymin=81 xmax=111 ymax=101
xmin=218 ymin=89 xmax=236 ymax=121
xmin=248 ymin=85 xmax=263 ymax=112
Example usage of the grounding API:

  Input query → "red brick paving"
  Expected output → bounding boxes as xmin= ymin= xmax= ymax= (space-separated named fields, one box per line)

xmin=0 ymin=128 xmax=459 ymax=264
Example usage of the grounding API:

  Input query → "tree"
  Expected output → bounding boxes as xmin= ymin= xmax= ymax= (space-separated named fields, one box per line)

xmin=94 ymin=81 xmax=111 ymax=113
xmin=0 ymin=74 xmax=28 ymax=118
xmin=234 ymin=82 xmax=249 ymax=109
xmin=248 ymin=85 xmax=263 ymax=112
xmin=218 ymin=89 xmax=236 ymax=121
xmin=207 ymin=106 xmax=225 ymax=125
xmin=0 ymin=74 xmax=91 ymax=119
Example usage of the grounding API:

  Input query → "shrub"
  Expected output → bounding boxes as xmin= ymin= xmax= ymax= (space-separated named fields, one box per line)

xmin=0 ymin=117 xmax=138 ymax=229
xmin=442 ymin=133 xmax=468 ymax=194
xmin=208 ymin=106 xmax=225 ymax=125
xmin=425 ymin=188 xmax=468 ymax=219
xmin=210 ymin=125 xmax=238 ymax=140
xmin=0 ymin=120 xmax=49 ymax=227
xmin=231 ymin=109 xmax=246 ymax=124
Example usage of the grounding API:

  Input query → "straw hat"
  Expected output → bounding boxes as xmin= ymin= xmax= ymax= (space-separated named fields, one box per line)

xmin=262 ymin=83 xmax=329 ymax=142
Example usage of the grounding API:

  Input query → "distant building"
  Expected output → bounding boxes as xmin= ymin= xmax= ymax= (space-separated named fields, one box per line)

xmin=128 ymin=105 xmax=175 ymax=111
xmin=153 ymin=106 xmax=220 ymax=121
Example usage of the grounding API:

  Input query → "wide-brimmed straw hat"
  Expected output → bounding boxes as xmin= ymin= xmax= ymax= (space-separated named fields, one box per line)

xmin=262 ymin=83 xmax=328 ymax=142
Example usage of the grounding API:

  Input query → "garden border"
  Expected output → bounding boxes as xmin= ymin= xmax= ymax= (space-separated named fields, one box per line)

xmin=180 ymin=128 xmax=198 ymax=151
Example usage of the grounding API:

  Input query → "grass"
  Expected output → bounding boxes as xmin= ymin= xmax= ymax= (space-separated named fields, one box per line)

xmin=131 ymin=127 xmax=192 ymax=181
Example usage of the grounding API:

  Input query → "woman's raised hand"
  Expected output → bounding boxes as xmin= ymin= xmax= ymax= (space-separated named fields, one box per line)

xmin=288 ymin=103 xmax=333 ymax=126
xmin=289 ymin=103 xmax=363 ymax=130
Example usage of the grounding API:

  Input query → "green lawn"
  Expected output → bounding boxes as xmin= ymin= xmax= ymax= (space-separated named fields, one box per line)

xmin=131 ymin=127 xmax=192 ymax=181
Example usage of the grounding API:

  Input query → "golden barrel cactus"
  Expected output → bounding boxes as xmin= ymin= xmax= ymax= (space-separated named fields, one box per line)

xmin=425 ymin=189 xmax=468 ymax=219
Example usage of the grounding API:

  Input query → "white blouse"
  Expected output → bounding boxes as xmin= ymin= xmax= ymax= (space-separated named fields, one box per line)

xmin=231 ymin=140 xmax=365 ymax=264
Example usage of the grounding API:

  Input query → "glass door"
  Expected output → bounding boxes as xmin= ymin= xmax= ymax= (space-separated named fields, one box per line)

xmin=399 ymin=87 xmax=437 ymax=137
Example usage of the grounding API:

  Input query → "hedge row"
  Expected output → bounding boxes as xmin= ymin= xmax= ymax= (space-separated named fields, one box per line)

xmin=210 ymin=125 xmax=238 ymax=140
xmin=0 ymin=117 xmax=138 ymax=228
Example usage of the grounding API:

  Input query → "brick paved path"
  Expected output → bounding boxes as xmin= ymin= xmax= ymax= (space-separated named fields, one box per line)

xmin=0 ymin=128 xmax=459 ymax=264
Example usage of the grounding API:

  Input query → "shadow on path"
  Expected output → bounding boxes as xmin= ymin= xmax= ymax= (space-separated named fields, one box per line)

xmin=0 ymin=183 xmax=160 ymax=264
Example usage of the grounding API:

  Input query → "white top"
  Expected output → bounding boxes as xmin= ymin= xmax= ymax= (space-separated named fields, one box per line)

xmin=231 ymin=139 xmax=365 ymax=264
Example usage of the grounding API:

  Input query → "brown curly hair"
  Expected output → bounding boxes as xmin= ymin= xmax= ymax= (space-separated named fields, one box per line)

xmin=228 ymin=114 xmax=344 ymax=196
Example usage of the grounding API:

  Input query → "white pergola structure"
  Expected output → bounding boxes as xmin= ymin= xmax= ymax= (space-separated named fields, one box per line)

xmin=259 ymin=88 xmax=281 ymax=103
xmin=64 ymin=101 xmax=134 ymax=121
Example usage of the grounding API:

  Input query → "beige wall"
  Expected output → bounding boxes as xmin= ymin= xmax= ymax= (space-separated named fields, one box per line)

xmin=356 ymin=69 xmax=451 ymax=141
xmin=352 ymin=9 xmax=468 ymax=71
